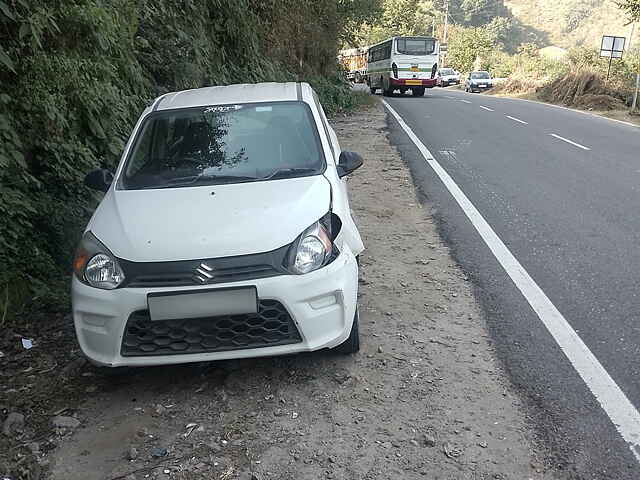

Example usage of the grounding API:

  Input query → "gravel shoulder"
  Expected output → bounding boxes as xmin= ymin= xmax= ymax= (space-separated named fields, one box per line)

xmin=3 ymin=102 xmax=556 ymax=480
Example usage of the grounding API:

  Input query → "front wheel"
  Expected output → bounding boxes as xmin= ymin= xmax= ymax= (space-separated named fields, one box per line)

xmin=335 ymin=307 xmax=360 ymax=354
xmin=412 ymin=87 xmax=425 ymax=97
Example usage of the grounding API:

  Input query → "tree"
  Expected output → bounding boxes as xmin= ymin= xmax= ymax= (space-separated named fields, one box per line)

xmin=447 ymin=25 xmax=493 ymax=71
xmin=616 ymin=0 xmax=640 ymax=23
xmin=357 ymin=0 xmax=437 ymax=45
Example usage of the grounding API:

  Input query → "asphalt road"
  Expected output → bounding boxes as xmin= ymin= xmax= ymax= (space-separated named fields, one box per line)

xmin=383 ymin=87 xmax=640 ymax=479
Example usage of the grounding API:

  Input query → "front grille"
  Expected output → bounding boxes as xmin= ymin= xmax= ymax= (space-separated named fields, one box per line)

xmin=119 ymin=245 xmax=289 ymax=288
xmin=121 ymin=300 xmax=301 ymax=356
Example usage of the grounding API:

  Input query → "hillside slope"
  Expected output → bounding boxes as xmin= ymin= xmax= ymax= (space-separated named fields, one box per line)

xmin=505 ymin=0 xmax=636 ymax=49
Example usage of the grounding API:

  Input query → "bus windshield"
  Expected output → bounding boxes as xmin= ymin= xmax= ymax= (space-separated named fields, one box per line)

xmin=396 ymin=37 xmax=436 ymax=56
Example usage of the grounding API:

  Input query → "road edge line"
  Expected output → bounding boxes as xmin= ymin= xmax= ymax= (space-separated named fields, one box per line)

xmin=382 ymin=98 xmax=640 ymax=463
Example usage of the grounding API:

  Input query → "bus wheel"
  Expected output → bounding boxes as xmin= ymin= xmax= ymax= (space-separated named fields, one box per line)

xmin=412 ymin=87 xmax=425 ymax=97
xmin=370 ymin=86 xmax=377 ymax=94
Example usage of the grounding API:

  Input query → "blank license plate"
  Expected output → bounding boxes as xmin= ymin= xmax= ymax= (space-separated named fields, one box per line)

xmin=406 ymin=79 xmax=422 ymax=85
xmin=147 ymin=286 xmax=258 ymax=321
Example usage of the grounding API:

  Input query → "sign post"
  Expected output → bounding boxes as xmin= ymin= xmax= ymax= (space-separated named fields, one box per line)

xmin=600 ymin=35 xmax=626 ymax=81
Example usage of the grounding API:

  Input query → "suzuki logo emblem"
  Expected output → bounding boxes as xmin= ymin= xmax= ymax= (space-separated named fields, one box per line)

xmin=193 ymin=262 xmax=215 ymax=284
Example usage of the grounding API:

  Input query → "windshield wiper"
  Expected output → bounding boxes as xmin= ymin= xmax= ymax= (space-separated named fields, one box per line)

xmin=142 ymin=174 xmax=258 ymax=189
xmin=263 ymin=167 xmax=318 ymax=180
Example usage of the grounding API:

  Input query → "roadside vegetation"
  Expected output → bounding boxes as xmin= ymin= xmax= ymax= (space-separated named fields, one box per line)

xmin=0 ymin=0 xmax=381 ymax=321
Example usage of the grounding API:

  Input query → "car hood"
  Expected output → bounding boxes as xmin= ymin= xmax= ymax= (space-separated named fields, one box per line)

xmin=89 ymin=176 xmax=331 ymax=262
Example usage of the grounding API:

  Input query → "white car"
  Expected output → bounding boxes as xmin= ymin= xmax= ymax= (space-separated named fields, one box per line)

xmin=436 ymin=68 xmax=460 ymax=87
xmin=72 ymin=82 xmax=365 ymax=368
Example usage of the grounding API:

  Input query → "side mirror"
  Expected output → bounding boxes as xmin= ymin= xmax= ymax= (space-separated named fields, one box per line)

xmin=84 ymin=168 xmax=114 ymax=192
xmin=337 ymin=151 xmax=363 ymax=178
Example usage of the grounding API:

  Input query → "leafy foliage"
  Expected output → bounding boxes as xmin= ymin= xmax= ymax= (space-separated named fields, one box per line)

xmin=357 ymin=0 xmax=436 ymax=45
xmin=616 ymin=0 xmax=640 ymax=23
xmin=0 ymin=0 xmax=379 ymax=317
xmin=447 ymin=25 xmax=494 ymax=71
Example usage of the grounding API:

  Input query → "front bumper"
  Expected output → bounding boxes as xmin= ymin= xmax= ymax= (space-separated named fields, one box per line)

xmin=72 ymin=250 xmax=358 ymax=367
xmin=390 ymin=78 xmax=437 ymax=88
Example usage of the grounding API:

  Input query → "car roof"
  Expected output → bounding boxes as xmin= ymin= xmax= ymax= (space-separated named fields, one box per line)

xmin=153 ymin=82 xmax=304 ymax=111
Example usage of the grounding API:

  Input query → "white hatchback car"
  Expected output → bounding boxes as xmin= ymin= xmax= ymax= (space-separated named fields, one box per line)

xmin=72 ymin=82 xmax=365 ymax=368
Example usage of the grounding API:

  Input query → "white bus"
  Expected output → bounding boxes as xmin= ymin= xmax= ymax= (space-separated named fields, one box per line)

xmin=366 ymin=36 xmax=439 ymax=97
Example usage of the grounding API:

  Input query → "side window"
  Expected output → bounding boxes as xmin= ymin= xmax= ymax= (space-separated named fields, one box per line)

xmin=312 ymin=92 xmax=336 ymax=161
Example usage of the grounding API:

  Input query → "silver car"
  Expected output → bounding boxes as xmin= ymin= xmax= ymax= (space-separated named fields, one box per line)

xmin=465 ymin=71 xmax=493 ymax=93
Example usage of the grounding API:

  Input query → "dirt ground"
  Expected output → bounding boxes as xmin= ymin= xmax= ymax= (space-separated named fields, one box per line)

xmin=2 ymin=103 xmax=557 ymax=480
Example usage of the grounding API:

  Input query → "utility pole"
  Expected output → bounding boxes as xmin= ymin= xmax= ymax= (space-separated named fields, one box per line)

xmin=443 ymin=0 xmax=449 ymax=44
xmin=629 ymin=22 xmax=636 ymax=50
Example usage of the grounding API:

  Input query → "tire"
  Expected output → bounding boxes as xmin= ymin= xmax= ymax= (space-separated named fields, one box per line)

xmin=370 ymin=87 xmax=377 ymax=94
xmin=382 ymin=87 xmax=393 ymax=97
xmin=335 ymin=307 xmax=360 ymax=354
xmin=413 ymin=87 xmax=425 ymax=97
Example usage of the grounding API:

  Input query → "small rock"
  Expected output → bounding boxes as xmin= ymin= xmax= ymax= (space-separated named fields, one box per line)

xmin=151 ymin=446 xmax=168 ymax=458
xmin=328 ymin=456 xmax=336 ymax=464
xmin=381 ymin=441 xmax=393 ymax=449
xmin=127 ymin=446 xmax=138 ymax=460
xmin=423 ymin=433 xmax=437 ymax=447
xmin=385 ymin=312 xmax=392 ymax=316
xmin=2 ymin=412 xmax=25 ymax=436
xmin=136 ymin=428 xmax=149 ymax=438
xmin=52 ymin=416 xmax=80 ymax=429
xmin=62 ymin=357 xmax=87 ymax=377
xmin=478 ymin=441 xmax=488 ymax=448
xmin=410 ymin=439 xmax=419 ymax=447
xmin=292 ymin=412 xmax=299 ymax=419
xmin=274 ymin=409 xmax=284 ymax=417
xmin=377 ymin=346 xmax=384 ymax=354
xmin=152 ymin=404 xmax=166 ymax=417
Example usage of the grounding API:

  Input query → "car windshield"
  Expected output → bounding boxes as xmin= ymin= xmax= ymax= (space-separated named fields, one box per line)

xmin=471 ymin=72 xmax=490 ymax=79
xmin=120 ymin=102 xmax=325 ymax=190
xmin=440 ymin=69 xmax=455 ymax=75
xmin=395 ymin=37 xmax=436 ymax=55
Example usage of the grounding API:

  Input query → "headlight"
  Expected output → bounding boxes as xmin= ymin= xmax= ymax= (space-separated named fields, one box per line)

xmin=286 ymin=214 xmax=338 ymax=275
xmin=73 ymin=232 xmax=125 ymax=289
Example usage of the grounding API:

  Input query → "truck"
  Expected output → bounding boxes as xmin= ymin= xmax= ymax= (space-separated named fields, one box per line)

xmin=338 ymin=47 xmax=368 ymax=83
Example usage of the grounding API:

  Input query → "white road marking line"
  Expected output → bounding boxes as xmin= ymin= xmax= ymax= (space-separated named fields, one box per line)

xmin=460 ymin=99 xmax=472 ymax=104
xmin=382 ymin=99 xmax=640 ymax=464
xmin=549 ymin=133 xmax=591 ymax=151
xmin=506 ymin=115 xmax=528 ymax=124
xmin=444 ymin=95 xmax=455 ymax=99
xmin=480 ymin=106 xmax=494 ymax=111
